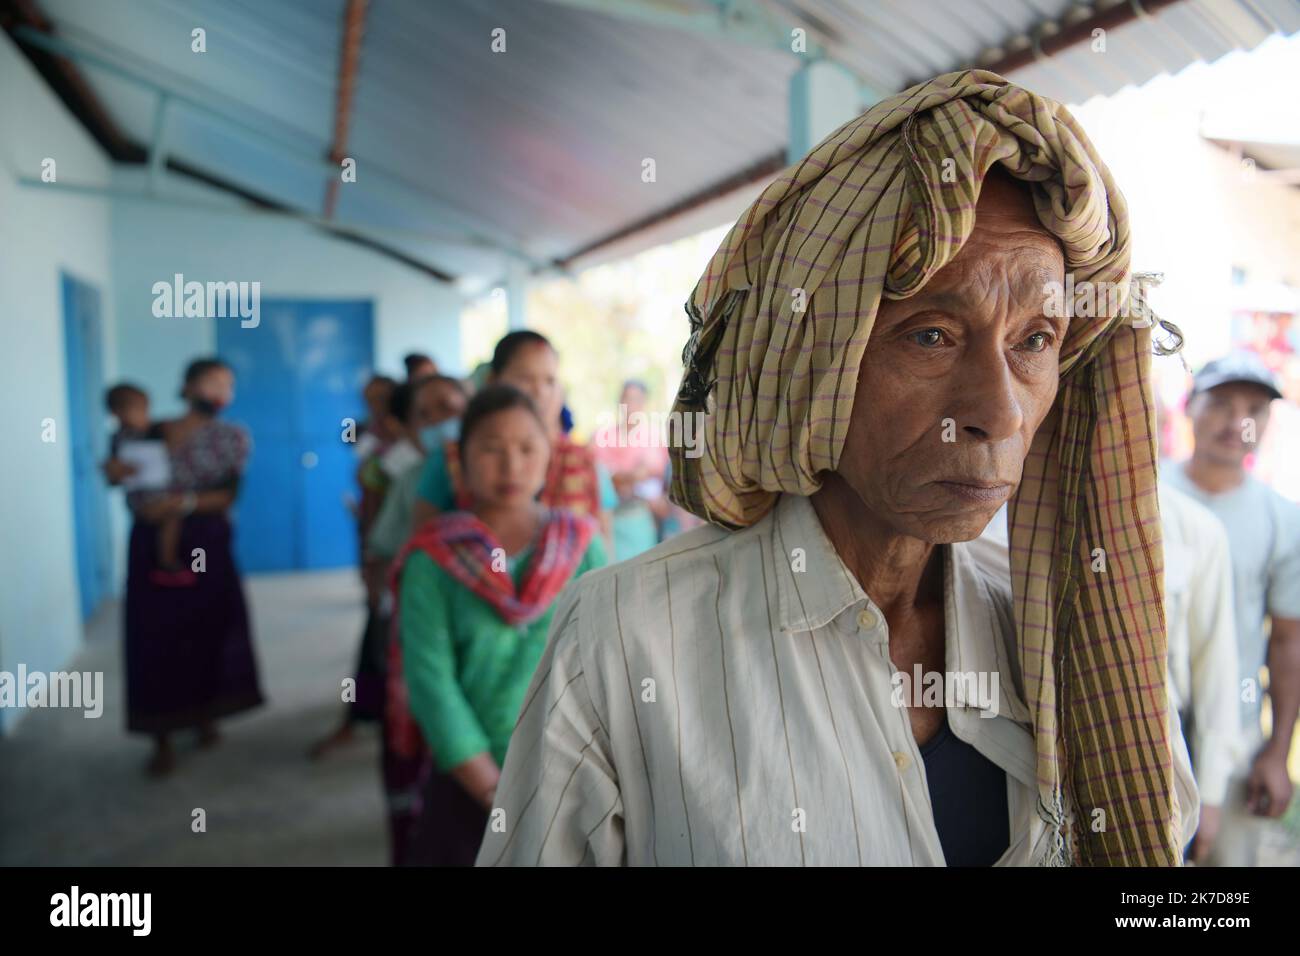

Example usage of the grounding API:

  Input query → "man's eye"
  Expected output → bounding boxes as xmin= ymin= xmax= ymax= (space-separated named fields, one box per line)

xmin=908 ymin=328 xmax=945 ymax=348
xmin=1017 ymin=331 xmax=1052 ymax=352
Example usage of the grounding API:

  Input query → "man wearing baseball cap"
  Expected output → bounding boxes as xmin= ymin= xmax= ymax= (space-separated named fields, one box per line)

xmin=1165 ymin=351 xmax=1300 ymax=864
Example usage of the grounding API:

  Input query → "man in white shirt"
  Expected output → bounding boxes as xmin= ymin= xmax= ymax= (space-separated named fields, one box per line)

xmin=1158 ymin=481 xmax=1242 ymax=862
xmin=1164 ymin=352 xmax=1300 ymax=864
xmin=479 ymin=73 xmax=1197 ymax=867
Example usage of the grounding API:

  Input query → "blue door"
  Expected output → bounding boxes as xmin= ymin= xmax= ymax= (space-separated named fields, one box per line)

xmin=62 ymin=273 xmax=112 ymax=619
xmin=217 ymin=300 xmax=374 ymax=572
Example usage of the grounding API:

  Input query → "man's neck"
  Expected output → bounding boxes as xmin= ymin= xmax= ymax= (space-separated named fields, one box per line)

xmin=1182 ymin=454 xmax=1245 ymax=495
xmin=809 ymin=475 xmax=943 ymax=616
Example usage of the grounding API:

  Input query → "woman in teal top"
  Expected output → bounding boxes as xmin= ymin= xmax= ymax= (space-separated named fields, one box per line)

xmin=393 ymin=384 xmax=606 ymax=866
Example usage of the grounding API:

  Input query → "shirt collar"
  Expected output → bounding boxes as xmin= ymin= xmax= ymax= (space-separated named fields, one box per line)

xmin=769 ymin=493 xmax=867 ymax=634
xmin=768 ymin=492 xmax=1031 ymax=725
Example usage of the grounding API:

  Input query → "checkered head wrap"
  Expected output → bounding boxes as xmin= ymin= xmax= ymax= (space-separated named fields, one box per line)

xmin=669 ymin=71 xmax=1181 ymax=865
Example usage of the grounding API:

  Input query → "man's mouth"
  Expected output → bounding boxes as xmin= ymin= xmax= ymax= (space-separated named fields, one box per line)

xmin=932 ymin=479 xmax=1014 ymax=504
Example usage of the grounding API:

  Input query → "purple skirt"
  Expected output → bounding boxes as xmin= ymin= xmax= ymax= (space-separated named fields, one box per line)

xmin=350 ymin=605 xmax=387 ymax=723
xmin=124 ymin=514 xmax=264 ymax=735
xmin=381 ymin=724 xmax=428 ymax=866
xmin=401 ymin=768 xmax=490 ymax=867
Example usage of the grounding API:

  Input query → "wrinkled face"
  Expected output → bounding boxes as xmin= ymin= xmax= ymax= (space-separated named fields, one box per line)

xmin=834 ymin=171 xmax=1067 ymax=543
xmin=1187 ymin=382 xmax=1273 ymax=468
xmin=495 ymin=344 xmax=562 ymax=434
xmin=461 ymin=407 xmax=551 ymax=509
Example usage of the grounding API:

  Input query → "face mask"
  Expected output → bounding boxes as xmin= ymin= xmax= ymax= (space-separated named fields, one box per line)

xmin=191 ymin=397 xmax=226 ymax=417
xmin=419 ymin=419 xmax=459 ymax=452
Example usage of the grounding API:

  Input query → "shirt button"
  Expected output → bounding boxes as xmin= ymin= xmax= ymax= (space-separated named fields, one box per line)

xmin=892 ymin=751 xmax=911 ymax=772
xmin=858 ymin=607 xmax=881 ymax=630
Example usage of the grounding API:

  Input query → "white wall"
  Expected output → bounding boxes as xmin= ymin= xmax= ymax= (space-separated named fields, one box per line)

xmin=0 ymin=31 xmax=463 ymax=735
xmin=0 ymin=33 xmax=117 ymax=734
xmin=110 ymin=170 xmax=465 ymax=420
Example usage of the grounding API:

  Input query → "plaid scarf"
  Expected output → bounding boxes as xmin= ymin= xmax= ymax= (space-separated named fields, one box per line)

xmin=669 ymin=70 xmax=1179 ymax=865
xmin=385 ymin=507 xmax=596 ymax=758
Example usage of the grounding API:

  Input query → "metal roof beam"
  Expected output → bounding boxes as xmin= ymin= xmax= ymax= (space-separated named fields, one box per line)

xmin=324 ymin=0 xmax=369 ymax=220
xmin=11 ymin=23 xmax=551 ymax=272
xmin=957 ymin=0 xmax=1188 ymax=81
xmin=146 ymin=92 xmax=171 ymax=193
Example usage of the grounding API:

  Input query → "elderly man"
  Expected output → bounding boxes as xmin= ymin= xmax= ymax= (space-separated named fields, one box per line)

xmin=478 ymin=72 xmax=1197 ymax=867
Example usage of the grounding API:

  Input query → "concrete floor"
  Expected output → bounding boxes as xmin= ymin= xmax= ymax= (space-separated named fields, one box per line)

xmin=0 ymin=570 xmax=387 ymax=866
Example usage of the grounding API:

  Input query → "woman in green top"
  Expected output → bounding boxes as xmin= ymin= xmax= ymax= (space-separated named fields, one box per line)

xmin=391 ymin=384 xmax=607 ymax=865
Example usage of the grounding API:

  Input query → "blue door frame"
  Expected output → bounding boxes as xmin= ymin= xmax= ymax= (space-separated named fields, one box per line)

xmin=61 ymin=272 xmax=112 ymax=619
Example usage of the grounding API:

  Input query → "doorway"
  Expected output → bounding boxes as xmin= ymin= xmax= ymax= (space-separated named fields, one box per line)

xmin=61 ymin=272 xmax=113 ymax=619
xmin=217 ymin=299 xmax=375 ymax=572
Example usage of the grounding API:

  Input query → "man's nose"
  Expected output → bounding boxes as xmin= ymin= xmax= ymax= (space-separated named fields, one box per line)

xmin=953 ymin=352 xmax=1025 ymax=443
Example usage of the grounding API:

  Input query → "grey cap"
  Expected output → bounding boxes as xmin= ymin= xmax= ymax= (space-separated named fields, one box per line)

xmin=1192 ymin=351 xmax=1282 ymax=401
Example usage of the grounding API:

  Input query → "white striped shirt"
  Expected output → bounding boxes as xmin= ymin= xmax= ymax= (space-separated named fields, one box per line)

xmin=477 ymin=492 xmax=1197 ymax=866
xmin=1159 ymin=482 xmax=1244 ymax=805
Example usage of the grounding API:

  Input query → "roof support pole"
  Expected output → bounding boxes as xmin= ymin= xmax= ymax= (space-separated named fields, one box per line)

xmin=506 ymin=258 xmax=529 ymax=331
xmin=787 ymin=58 xmax=859 ymax=164
xmin=147 ymin=92 xmax=171 ymax=193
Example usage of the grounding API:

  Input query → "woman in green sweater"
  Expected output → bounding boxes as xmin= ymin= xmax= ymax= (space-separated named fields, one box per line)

xmin=389 ymin=384 xmax=607 ymax=865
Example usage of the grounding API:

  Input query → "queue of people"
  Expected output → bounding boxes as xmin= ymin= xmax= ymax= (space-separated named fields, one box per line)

xmin=98 ymin=330 xmax=1298 ymax=868
xmin=98 ymin=335 xmax=651 ymax=863
xmin=333 ymin=332 xmax=629 ymax=864
xmin=347 ymin=332 xmax=719 ymax=863
xmin=310 ymin=371 xmax=469 ymax=762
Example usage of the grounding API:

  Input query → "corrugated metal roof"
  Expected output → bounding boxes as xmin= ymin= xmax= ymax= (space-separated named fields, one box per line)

xmin=27 ymin=0 xmax=1300 ymax=287
xmin=767 ymin=0 xmax=1300 ymax=104
xmin=1006 ymin=0 xmax=1300 ymax=104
